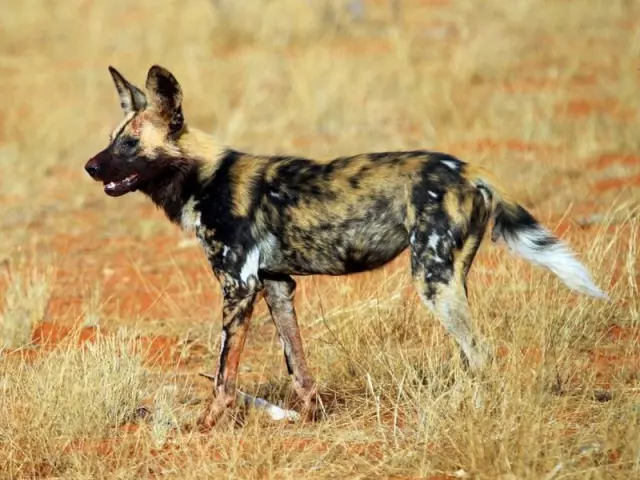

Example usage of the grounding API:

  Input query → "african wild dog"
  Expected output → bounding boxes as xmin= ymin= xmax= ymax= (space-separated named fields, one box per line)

xmin=85 ymin=65 xmax=608 ymax=429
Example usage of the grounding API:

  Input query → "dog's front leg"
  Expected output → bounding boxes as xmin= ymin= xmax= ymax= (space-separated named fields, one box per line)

xmin=198 ymin=272 xmax=261 ymax=430
xmin=262 ymin=274 xmax=321 ymax=420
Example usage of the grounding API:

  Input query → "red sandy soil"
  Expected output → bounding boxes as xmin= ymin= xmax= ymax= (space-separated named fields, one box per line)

xmin=27 ymin=322 xmax=182 ymax=367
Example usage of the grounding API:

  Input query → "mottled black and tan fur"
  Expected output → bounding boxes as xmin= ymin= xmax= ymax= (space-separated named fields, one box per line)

xmin=85 ymin=65 xmax=608 ymax=429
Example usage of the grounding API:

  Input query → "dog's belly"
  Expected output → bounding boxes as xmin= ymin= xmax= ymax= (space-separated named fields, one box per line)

xmin=259 ymin=223 xmax=409 ymax=276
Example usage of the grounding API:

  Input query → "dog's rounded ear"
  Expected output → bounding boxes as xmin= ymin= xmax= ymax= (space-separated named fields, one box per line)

xmin=145 ymin=65 xmax=184 ymax=134
xmin=108 ymin=66 xmax=147 ymax=115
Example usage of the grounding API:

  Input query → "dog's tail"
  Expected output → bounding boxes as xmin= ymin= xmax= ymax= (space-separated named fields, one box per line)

xmin=464 ymin=165 xmax=609 ymax=300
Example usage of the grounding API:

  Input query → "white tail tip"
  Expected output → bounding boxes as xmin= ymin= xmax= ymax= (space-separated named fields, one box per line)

xmin=503 ymin=226 xmax=609 ymax=301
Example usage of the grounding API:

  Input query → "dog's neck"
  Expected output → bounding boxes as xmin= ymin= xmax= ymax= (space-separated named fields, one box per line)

xmin=177 ymin=126 xmax=227 ymax=175
xmin=142 ymin=125 xmax=227 ymax=225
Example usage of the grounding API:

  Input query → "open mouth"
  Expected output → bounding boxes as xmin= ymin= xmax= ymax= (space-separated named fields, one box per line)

xmin=103 ymin=173 xmax=140 ymax=197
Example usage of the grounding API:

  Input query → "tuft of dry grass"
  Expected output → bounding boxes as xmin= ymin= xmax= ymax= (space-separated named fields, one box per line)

xmin=82 ymin=282 xmax=103 ymax=328
xmin=0 ymin=0 xmax=639 ymax=477
xmin=0 ymin=257 xmax=53 ymax=350
xmin=0 ymin=331 xmax=150 ymax=477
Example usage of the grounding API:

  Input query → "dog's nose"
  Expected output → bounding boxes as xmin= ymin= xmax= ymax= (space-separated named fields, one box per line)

xmin=85 ymin=162 xmax=100 ymax=178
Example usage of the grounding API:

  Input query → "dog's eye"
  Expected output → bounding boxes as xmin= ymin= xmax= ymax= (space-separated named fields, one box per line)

xmin=121 ymin=137 xmax=139 ymax=151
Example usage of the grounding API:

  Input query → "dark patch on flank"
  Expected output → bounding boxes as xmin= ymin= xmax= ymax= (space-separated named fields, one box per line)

xmin=196 ymin=149 xmax=256 ymax=250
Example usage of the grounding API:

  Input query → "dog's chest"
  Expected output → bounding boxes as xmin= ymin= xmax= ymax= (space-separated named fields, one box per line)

xmin=180 ymin=199 xmax=278 ymax=273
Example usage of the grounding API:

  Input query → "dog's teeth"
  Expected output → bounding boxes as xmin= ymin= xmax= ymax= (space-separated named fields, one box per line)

xmin=107 ymin=182 xmax=116 ymax=188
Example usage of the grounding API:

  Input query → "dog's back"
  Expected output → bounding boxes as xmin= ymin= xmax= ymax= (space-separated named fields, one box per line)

xmin=193 ymin=149 xmax=473 ymax=276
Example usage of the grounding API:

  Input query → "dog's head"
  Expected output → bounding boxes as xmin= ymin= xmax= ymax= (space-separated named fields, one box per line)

xmin=84 ymin=65 xmax=186 ymax=197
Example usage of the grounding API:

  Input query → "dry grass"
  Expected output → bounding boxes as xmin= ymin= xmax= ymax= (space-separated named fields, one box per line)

xmin=0 ymin=332 xmax=150 ymax=477
xmin=0 ymin=256 xmax=53 ymax=350
xmin=0 ymin=0 xmax=639 ymax=478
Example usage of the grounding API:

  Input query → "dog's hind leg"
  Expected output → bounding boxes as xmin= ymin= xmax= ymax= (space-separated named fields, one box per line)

xmin=412 ymin=249 xmax=488 ymax=372
xmin=410 ymin=189 xmax=492 ymax=374
xmin=263 ymin=274 xmax=320 ymax=420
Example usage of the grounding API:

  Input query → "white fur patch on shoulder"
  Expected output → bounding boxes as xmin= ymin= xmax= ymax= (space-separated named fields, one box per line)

xmin=180 ymin=197 xmax=201 ymax=232
xmin=240 ymin=247 xmax=260 ymax=284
